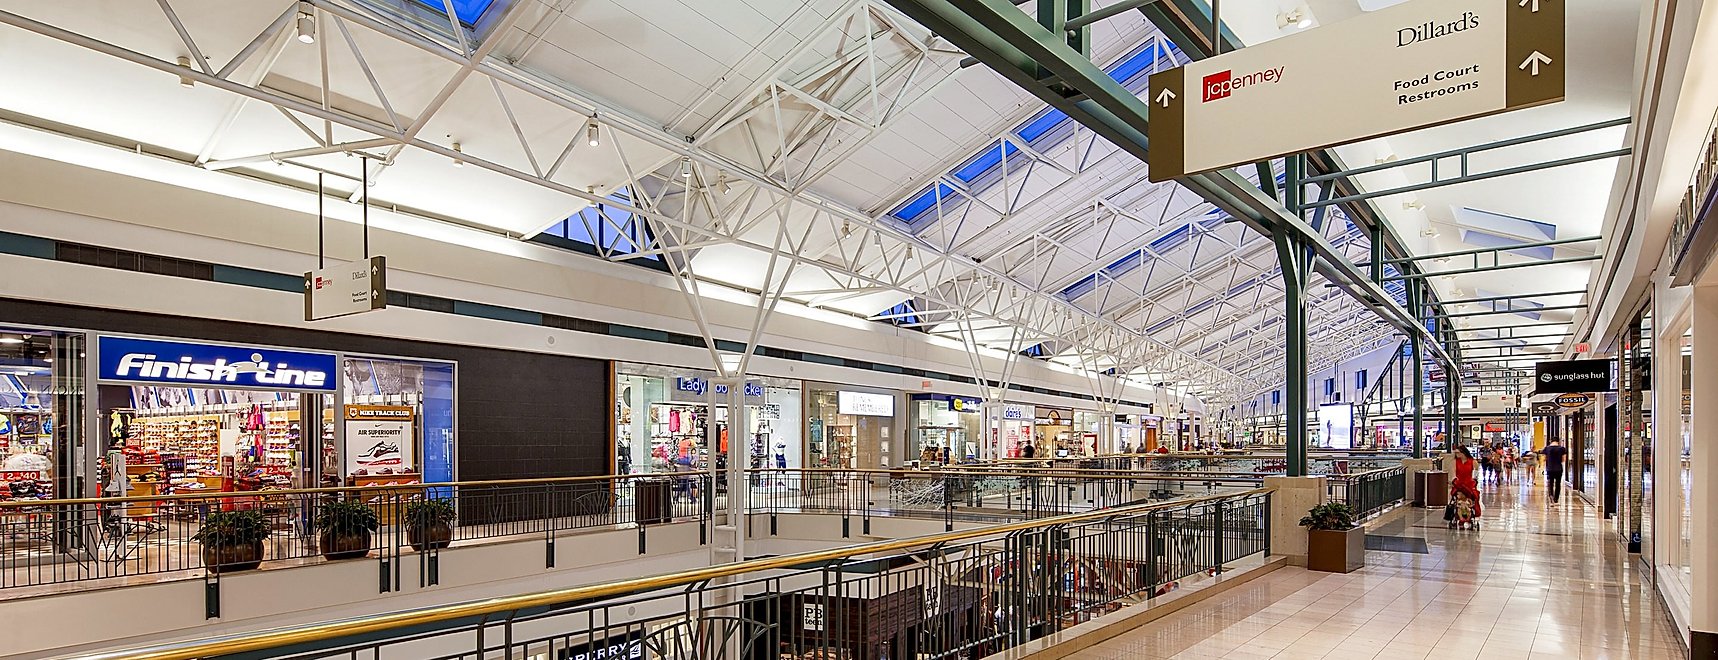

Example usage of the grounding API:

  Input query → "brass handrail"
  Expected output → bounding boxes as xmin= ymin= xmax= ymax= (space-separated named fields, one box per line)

xmin=0 ymin=466 xmax=1264 ymax=509
xmin=94 ymin=486 xmax=1272 ymax=660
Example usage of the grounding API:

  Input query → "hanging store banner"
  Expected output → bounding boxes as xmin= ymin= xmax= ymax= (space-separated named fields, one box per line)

xmin=305 ymin=256 xmax=388 ymax=321
xmin=97 ymin=336 xmax=337 ymax=391
xmin=1530 ymin=402 xmax=1559 ymax=415
xmin=1534 ymin=358 xmax=1615 ymax=394
xmin=345 ymin=405 xmax=415 ymax=475
xmin=1147 ymin=0 xmax=1564 ymax=180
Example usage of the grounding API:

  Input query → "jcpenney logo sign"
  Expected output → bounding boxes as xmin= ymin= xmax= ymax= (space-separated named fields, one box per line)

xmin=1202 ymin=66 xmax=1286 ymax=103
xmin=98 ymin=336 xmax=337 ymax=391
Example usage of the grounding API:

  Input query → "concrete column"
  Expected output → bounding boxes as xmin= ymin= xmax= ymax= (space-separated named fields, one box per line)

xmin=1264 ymin=475 xmax=1328 ymax=566
xmin=1690 ymin=285 xmax=1718 ymax=654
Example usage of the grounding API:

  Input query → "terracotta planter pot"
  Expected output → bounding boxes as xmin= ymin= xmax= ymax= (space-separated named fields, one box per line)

xmin=319 ymin=531 xmax=372 ymax=560
xmin=408 ymin=521 xmax=453 ymax=552
xmin=1306 ymin=527 xmax=1365 ymax=573
xmin=202 ymin=541 xmax=264 ymax=574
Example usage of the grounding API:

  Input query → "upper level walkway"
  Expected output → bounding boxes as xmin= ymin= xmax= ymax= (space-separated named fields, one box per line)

xmin=1061 ymin=470 xmax=1685 ymax=660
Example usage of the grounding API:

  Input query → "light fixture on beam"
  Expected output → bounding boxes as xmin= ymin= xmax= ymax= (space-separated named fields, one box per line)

xmin=679 ymin=156 xmax=691 ymax=178
xmin=450 ymin=142 xmax=465 ymax=168
xmin=1277 ymin=7 xmax=1314 ymax=29
xmin=716 ymin=173 xmax=730 ymax=195
xmin=1403 ymin=200 xmax=1425 ymax=210
xmin=175 ymin=57 xmax=195 ymax=88
xmin=585 ymin=117 xmax=600 ymax=147
xmin=840 ymin=220 xmax=852 ymax=238
xmin=295 ymin=4 xmax=316 ymax=44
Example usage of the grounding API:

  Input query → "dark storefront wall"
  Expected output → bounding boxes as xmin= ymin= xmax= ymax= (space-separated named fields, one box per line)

xmin=4 ymin=299 xmax=609 ymax=482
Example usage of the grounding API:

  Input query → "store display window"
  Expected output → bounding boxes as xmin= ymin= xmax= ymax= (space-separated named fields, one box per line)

xmin=992 ymin=404 xmax=1031 ymax=459
xmin=344 ymin=356 xmax=455 ymax=486
xmin=1034 ymin=407 xmax=1075 ymax=458
xmin=613 ymin=363 xmax=801 ymax=475
xmin=807 ymin=385 xmax=897 ymax=468
xmin=0 ymin=327 xmax=83 ymax=503
xmin=909 ymin=394 xmax=980 ymax=464
xmin=1072 ymin=410 xmax=1103 ymax=457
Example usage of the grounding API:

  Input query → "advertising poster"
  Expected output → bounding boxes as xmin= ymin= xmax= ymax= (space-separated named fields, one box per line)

xmin=345 ymin=405 xmax=415 ymax=475
xmin=1317 ymin=404 xmax=1354 ymax=450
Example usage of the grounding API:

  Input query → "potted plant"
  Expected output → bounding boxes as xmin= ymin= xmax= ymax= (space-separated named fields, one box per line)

xmin=1300 ymin=502 xmax=1364 ymax=573
xmin=193 ymin=509 xmax=271 ymax=574
xmin=315 ymin=496 xmax=379 ymax=560
xmin=404 ymin=498 xmax=455 ymax=551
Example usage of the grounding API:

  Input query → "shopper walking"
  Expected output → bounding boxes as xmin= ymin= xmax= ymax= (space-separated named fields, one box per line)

xmin=1541 ymin=439 xmax=1568 ymax=504
xmin=1448 ymin=445 xmax=1483 ymax=522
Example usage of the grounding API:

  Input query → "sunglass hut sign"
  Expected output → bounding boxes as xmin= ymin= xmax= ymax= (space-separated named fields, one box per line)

xmin=98 ymin=336 xmax=338 ymax=391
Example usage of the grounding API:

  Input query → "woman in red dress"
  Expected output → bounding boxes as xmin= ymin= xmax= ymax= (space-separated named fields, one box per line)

xmin=1450 ymin=444 xmax=1483 ymax=518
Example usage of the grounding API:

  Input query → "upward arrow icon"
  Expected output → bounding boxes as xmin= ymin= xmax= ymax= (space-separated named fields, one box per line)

xmin=1519 ymin=51 xmax=1553 ymax=76
xmin=1156 ymin=88 xmax=1176 ymax=108
xmin=1518 ymin=0 xmax=1540 ymax=12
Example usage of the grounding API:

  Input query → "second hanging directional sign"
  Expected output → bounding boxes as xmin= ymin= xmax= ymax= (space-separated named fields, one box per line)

xmin=1147 ymin=0 xmax=1564 ymax=181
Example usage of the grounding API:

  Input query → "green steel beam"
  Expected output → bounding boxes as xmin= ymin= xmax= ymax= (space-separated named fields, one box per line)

xmin=1382 ymin=236 xmax=1601 ymax=265
xmin=1453 ymin=332 xmax=1573 ymax=342
xmin=1385 ymin=255 xmax=1604 ymax=281
xmin=1436 ymin=304 xmax=1588 ymax=319
xmin=1438 ymin=290 xmax=1588 ymax=306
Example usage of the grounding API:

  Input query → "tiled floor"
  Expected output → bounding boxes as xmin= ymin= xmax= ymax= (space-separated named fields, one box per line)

xmin=1067 ymin=475 xmax=1687 ymax=659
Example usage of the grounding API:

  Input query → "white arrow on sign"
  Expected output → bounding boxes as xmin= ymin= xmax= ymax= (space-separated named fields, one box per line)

xmin=1156 ymin=88 xmax=1176 ymax=108
xmin=1517 ymin=0 xmax=1540 ymax=12
xmin=1518 ymin=51 xmax=1553 ymax=76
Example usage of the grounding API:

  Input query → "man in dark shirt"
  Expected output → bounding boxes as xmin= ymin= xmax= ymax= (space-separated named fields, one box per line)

xmin=1540 ymin=439 xmax=1568 ymax=504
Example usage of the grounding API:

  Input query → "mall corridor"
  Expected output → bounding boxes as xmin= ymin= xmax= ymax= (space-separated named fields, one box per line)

xmin=1067 ymin=476 xmax=1686 ymax=659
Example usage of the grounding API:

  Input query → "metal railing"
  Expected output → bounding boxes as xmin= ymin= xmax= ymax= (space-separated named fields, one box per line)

xmin=101 ymin=488 xmax=1274 ymax=660
xmin=0 ymin=467 xmax=1264 ymax=596
xmin=1327 ymin=466 xmax=1406 ymax=521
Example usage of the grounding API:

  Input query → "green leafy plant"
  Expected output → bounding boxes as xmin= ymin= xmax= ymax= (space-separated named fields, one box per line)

xmin=404 ymin=498 xmax=456 ymax=529
xmin=192 ymin=509 xmax=272 ymax=548
xmin=1299 ymin=502 xmax=1357 ymax=531
xmin=315 ymin=497 xmax=380 ymax=537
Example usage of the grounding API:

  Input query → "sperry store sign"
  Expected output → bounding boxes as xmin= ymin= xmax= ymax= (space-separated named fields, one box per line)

xmin=1147 ymin=0 xmax=1564 ymax=180
xmin=1533 ymin=359 xmax=1615 ymax=394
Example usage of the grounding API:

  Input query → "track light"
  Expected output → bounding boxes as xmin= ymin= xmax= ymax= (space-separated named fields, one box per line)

xmin=586 ymin=118 xmax=600 ymax=147
xmin=840 ymin=220 xmax=852 ymax=238
xmin=874 ymin=232 xmax=884 ymax=248
xmin=679 ymin=156 xmax=691 ymax=178
xmin=451 ymin=142 xmax=465 ymax=168
xmin=1277 ymin=7 xmax=1312 ymax=29
xmin=905 ymin=246 xmax=915 ymax=260
xmin=295 ymin=5 xmax=316 ymax=44
xmin=176 ymin=56 xmax=195 ymax=88
xmin=1403 ymin=200 xmax=1425 ymax=210
xmin=1374 ymin=153 xmax=1399 ymax=164
xmin=1420 ymin=228 xmax=1439 ymax=238
xmin=716 ymin=173 xmax=731 ymax=195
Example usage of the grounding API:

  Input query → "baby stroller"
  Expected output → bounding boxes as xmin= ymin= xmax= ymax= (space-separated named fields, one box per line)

xmin=1446 ymin=490 xmax=1479 ymax=530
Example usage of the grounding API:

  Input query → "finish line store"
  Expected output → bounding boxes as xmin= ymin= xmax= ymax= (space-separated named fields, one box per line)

xmin=96 ymin=334 xmax=453 ymax=498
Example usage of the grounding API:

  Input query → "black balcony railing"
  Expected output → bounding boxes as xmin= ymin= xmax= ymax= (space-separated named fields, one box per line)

xmin=105 ymin=488 xmax=1274 ymax=660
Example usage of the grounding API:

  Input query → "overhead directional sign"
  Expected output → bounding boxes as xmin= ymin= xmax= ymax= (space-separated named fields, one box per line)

xmin=1147 ymin=0 xmax=1564 ymax=181
xmin=305 ymin=255 xmax=388 ymax=321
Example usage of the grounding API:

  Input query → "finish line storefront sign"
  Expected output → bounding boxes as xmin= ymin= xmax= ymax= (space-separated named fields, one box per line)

xmin=1147 ymin=0 xmax=1564 ymax=180
xmin=1534 ymin=358 xmax=1615 ymax=394
xmin=97 ymin=336 xmax=338 ymax=392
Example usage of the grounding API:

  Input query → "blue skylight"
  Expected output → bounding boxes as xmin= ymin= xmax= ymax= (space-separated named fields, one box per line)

xmin=540 ymin=187 xmax=659 ymax=262
xmin=888 ymin=39 xmax=1184 ymax=225
xmin=411 ymin=0 xmax=495 ymax=25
